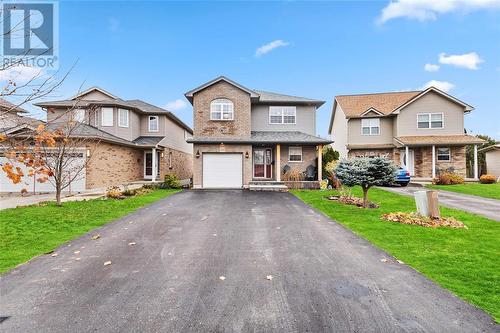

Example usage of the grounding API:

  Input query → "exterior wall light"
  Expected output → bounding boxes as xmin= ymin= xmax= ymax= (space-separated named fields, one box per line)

xmin=195 ymin=150 xmax=200 ymax=158
xmin=86 ymin=149 xmax=91 ymax=157
xmin=245 ymin=151 xmax=249 ymax=159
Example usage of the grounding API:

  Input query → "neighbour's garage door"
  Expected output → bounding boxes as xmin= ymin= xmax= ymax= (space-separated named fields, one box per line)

xmin=203 ymin=153 xmax=242 ymax=189
xmin=0 ymin=155 xmax=86 ymax=193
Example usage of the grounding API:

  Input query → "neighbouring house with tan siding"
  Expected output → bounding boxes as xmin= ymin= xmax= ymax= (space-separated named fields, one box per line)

xmin=185 ymin=76 xmax=331 ymax=190
xmin=28 ymin=87 xmax=193 ymax=190
xmin=328 ymin=87 xmax=484 ymax=179
xmin=480 ymin=144 xmax=500 ymax=180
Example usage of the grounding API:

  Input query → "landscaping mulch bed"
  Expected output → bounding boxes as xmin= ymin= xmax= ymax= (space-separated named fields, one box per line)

xmin=381 ymin=212 xmax=466 ymax=229
xmin=327 ymin=195 xmax=379 ymax=208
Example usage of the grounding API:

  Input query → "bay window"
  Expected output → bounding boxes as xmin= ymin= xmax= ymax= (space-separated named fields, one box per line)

xmin=101 ymin=107 xmax=113 ymax=126
xmin=149 ymin=116 xmax=159 ymax=132
xmin=118 ymin=109 xmax=129 ymax=127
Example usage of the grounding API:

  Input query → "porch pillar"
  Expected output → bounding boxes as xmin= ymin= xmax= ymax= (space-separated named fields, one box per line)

xmin=473 ymin=144 xmax=478 ymax=179
xmin=431 ymin=145 xmax=436 ymax=179
xmin=276 ymin=144 xmax=281 ymax=182
xmin=151 ymin=147 xmax=156 ymax=182
xmin=405 ymin=146 xmax=409 ymax=170
xmin=317 ymin=145 xmax=323 ymax=181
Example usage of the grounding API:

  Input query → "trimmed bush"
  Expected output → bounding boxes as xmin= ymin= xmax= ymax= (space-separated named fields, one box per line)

xmin=163 ymin=174 xmax=181 ymax=189
xmin=479 ymin=174 xmax=497 ymax=184
xmin=433 ymin=172 xmax=464 ymax=185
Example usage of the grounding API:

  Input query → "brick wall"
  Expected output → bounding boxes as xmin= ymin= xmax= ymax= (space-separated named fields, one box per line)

xmin=414 ymin=146 xmax=466 ymax=178
xmin=192 ymin=143 xmax=252 ymax=188
xmin=159 ymin=148 xmax=193 ymax=181
xmin=192 ymin=81 xmax=251 ymax=138
xmin=86 ymin=142 xmax=143 ymax=189
xmin=279 ymin=146 xmax=318 ymax=180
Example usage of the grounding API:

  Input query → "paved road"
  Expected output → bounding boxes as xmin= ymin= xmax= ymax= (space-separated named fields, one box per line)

xmin=380 ymin=184 xmax=500 ymax=221
xmin=1 ymin=191 xmax=497 ymax=332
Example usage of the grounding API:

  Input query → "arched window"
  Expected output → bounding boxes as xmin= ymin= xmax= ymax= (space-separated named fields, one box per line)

xmin=210 ymin=98 xmax=234 ymax=120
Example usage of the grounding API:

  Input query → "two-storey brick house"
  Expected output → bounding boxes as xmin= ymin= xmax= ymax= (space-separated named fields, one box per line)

xmin=31 ymin=87 xmax=193 ymax=190
xmin=185 ymin=76 xmax=331 ymax=189
xmin=328 ymin=87 xmax=484 ymax=179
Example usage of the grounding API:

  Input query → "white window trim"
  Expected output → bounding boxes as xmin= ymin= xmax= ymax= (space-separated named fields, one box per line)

xmin=101 ymin=107 xmax=114 ymax=127
xmin=94 ymin=110 xmax=99 ymax=126
xmin=73 ymin=109 xmax=85 ymax=123
xmin=269 ymin=106 xmax=297 ymax=125
xmin=118 ymin=109 xmax=129 ymax=128
xmin=437 ymin=147 xmax=451 ymax=162
xmin=361 ymin=118 xmax=380 ymax=136
xmin=148 ymin=116 xmax=159 ymax=132
xmin=210 ymin=98 xmax=234 ymax=121
xmin=288 ymin=147 xmax=303 ymax=162
xmin=417 ymin=112 xmax=444 ymax=129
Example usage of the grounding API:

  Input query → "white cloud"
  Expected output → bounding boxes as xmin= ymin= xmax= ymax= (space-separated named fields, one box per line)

xmin=421 ymin=80 xmax=455 ymax=92
xmin=0 ymin=65 xmax=45 ymax=83
xmin=438 ymin=52 xmax=483 ymax=70
xmin=255 ymin=40 xmax=289 ymax=57
xmin=165 ymin=99 xmax=187 ymax=111
xmin=424 ymin=63 xmax=440 ymax=72
xmin=377 ymin=0 xmax=500 ymax=24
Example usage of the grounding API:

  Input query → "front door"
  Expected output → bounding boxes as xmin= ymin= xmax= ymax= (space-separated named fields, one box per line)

xmin=253 ymin=148 xmax=272 ymax=179
xmin=400 ymin=149 xmax=415 ymax=176
xmin=144 ymin=151 xmax=161 ymax=179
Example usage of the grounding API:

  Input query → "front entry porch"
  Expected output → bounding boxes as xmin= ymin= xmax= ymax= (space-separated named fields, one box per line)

xmin=249 ymin=144 xmax=323 ymax=191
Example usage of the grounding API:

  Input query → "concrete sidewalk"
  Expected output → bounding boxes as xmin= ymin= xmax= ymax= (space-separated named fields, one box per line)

xmin=380 ymin=184 xmax=500 ymax=221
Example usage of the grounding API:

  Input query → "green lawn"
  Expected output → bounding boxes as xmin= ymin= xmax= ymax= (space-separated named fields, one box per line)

xmin=0 ymin=189 xmax=179 ymax=273
xmin=292 ymin=187 xmax=500 ymax=322
xmin=426 ymin=182 xmax=500 ymax=200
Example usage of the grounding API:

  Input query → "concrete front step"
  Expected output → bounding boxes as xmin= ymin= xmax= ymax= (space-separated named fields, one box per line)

xmin=249 ymin=181 xmax=285 ymax=186
xmin=249 ymin=184 xmax=288 ymax=192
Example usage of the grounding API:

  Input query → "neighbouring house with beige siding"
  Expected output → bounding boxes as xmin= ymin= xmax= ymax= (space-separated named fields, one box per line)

xmin=328 ymin=87 xmax=484 ymax=179
xmin=29 ymin=87 xmax=193 ymax=190
xmin=480 ymin=144 xmax=500 ymax=180
xmin=185 ymin=76 xmax=331 ymax=190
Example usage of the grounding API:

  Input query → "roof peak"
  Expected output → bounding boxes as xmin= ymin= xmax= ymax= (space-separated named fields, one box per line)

xmin=336 ymin=90 xmax=421 ymax=98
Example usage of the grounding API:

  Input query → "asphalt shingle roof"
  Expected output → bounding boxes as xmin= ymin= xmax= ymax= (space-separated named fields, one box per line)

xmin=395 ymin=135 xmax=485 ymax=146
xmin=253 ymin=90 xmax=325 ymax=106
xmin=187 ymin=131 xmax=331 ymax=145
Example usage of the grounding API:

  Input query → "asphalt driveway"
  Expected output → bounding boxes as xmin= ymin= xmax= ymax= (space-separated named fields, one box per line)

xmin=0 ymin=191 xmax=497 ymax=332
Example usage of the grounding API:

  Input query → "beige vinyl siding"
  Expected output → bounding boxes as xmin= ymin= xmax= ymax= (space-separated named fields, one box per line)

xmin=396 ymin=91 xmax=465 ymax=136
xmin=330 ymin=104 xmax=349 ymax=158
xmin=347 ymin=117 xmax=394 ymax=145
xmin=140 ymin=114 xmax=167 ymax=136
xmin=485 ymin=150 xmax=500 ymax=178
xmin=79 ymin=90 xmax=115 ymax=101
xmin=251 ymin=104 xmax=316 ymax=134
xmin=94 ymin=107 xmax=140 ymax=141
xmin=157 ymin=116 xmax=192 ymax=154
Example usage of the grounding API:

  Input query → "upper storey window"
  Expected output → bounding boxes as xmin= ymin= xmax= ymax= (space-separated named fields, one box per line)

xmin=101 ymin=107 xmax=113 ymax=126
xmin=418 ymin=113 xmax=443 ymax=129
xmin=210 ymin=99 xmax=234 ymax=120
xmin=118 ymin=109 xmax=129 ymax=128
xmin=269 ymin=106 xmax=296 ymax=124
xmin=149 ymin=116 xmax=159 ymax=132
xmin=361 ymin=118 xmax=380 ymax=135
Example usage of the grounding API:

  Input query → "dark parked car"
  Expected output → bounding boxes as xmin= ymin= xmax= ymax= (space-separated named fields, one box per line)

xmin=395 ymin=167 xmax=411 ymax=186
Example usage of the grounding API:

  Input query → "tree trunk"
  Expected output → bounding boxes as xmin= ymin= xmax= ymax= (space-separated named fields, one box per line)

xmin=55 ymin=184 xmax=62 ymax=206
xmin=362 ymin=186 xmax=369 ymax=208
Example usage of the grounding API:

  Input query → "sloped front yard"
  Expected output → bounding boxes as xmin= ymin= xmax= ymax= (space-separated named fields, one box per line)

xmin=292 ymin=188 xmax=500 ymax=322
xmin=0 ymin=189 xmax=180 ymax=273
xmin=426 ymin=182 xmax=500 ymax=200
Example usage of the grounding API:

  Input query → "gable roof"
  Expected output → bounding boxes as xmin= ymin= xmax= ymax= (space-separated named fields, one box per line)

xmin=184 ymin=76 xmax=259 ymax=102
xmin=0 ymin=98 xmax=29 ymax=113
xmin=184 ymin=76 xmax=325 ymax=106
xmin=34 ymin=92 xmax=192 ymax=133
xmin=328 ymin=87 xmax=474 ymax=133
xmin=70 ymin=86 xmax=118 ymax=100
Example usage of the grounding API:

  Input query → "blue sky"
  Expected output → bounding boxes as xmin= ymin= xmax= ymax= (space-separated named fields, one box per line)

xmin=32 ymin=1 xmax=500 ymax=139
